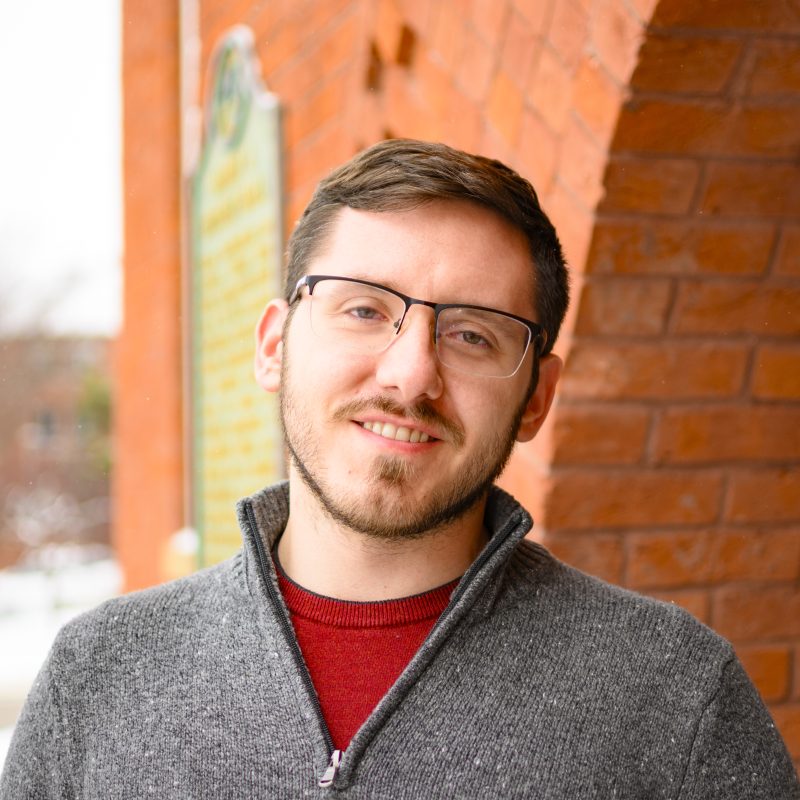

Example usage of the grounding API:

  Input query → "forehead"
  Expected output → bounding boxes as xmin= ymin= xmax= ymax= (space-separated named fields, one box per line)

xmin=310 ymin=200 xmax=536 ymax=318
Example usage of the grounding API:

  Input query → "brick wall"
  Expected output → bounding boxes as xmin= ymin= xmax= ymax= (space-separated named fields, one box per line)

xmin=120 ymin=0 xmax=800 ymax=762
xmin=117 ymin=0 xmax=184 ymax=590
xmin=543 ymin=0 xmax=800 ymax=763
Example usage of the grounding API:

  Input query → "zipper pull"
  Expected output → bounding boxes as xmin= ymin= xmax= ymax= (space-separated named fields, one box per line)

xmin=318 ymin=749 xmax=342 ymax=788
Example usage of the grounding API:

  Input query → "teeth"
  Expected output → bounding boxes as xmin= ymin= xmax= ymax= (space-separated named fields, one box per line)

xmin=362 ymin=421 xmax=430 ymax=443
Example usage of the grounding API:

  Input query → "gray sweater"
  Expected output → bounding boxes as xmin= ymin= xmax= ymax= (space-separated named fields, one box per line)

xmin=2 ymin=483 xmax=797 ymax=798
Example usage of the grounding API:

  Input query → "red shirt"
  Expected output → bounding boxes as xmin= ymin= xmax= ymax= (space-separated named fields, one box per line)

xmin=276 ymin=563 xmax=458 ymax=751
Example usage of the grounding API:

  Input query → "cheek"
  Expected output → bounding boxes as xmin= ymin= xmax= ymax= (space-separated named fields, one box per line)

xmin=463 ymin=383 xmax=526 ymax=429
xmin=300 ymin=351 xmax=378 ymax=399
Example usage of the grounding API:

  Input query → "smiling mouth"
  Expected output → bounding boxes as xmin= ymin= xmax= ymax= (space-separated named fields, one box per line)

xmin=360 ymin=420 xmax=434 ymax=443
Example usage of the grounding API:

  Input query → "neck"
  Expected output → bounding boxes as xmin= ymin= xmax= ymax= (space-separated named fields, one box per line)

xmin=277 ymin=472 xmax=489 ymax=601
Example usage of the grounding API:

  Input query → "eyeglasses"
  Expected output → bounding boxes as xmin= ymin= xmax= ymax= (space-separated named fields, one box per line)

xmin=288 ymin=275 xmax=546 ymax=378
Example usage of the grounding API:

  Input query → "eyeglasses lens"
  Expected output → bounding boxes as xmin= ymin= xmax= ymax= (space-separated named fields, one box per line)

xmin=308 ymin=279 xmax=530 ymax=377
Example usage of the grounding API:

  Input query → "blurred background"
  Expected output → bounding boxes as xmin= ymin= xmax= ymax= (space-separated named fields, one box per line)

xmin=1 ymin=0 xmax=799 ymax=773
xmin=0 ymin=0 xmax=122 ymax=761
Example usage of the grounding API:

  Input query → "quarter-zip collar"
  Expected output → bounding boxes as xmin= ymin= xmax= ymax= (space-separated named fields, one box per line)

xmin=235 ymin=481 xmax=533 ymax=790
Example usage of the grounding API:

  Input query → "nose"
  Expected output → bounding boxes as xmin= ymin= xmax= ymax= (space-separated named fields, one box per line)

xmin=374 ymin=306 xmax=444 ymax=403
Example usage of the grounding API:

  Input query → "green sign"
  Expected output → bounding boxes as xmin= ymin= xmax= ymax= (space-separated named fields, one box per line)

xmin=190 ymin=26 xmax=283 ymax=566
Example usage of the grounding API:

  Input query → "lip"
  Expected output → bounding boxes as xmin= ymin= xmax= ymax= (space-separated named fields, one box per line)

xmin=353 ymin=414 xmax=442 ymax=442
xmin=353 ymin=421 xmax=440 ymax=452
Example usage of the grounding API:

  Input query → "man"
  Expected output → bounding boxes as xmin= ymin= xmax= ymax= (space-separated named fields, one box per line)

xmin=2 ymin=140 xmax=797 ymax=798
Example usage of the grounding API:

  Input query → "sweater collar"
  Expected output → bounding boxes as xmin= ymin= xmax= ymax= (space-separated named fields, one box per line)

xmin=236 ymin=480 xmax=533 ymax=611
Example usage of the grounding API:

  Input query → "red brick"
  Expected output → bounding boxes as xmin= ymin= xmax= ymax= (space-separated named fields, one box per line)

xmin=260 ymin=18 xmax=304 ymax=77
xmin=430 ymin=5 xmax=465 ymax=72
xmin=551 ymin=404 xmax=650 ymax=465
xmin=478 ymin=125 xmax=516 ymax=166
xmin=442 ymin=89 xmax=483 ymax=153
xmin=654 ymin=406 xmax=800 ymax=465
xmin=627 ymin=528 xmax=800 ymax=589
xmin=588 ymin=221 xmax=775 ymax=277
xmin=305 ymin=0 xmax=355 ymax=34
xmin=455 ymin=25 xmax=495 ymax=102
xmin=775 ymin=226 xmax=800 ymax=277
xmin=562 ymin=341 xmax=748 ymax=400
xmin=546 ymin=469 xmax=724 ymax=530
xmin=486 ymin=70 xmax=525 ymax=145
xmin=543 ymin=181 xmax=595 ymax=267
xmin=528 ymin=45 xmax=572 ymax=134
xmin=770 ymin=704 xmax=800 ymax=760
xmin=517 ymin=109 xmax=558 ymax=195
xmin=316 ymin=12 xmax=361 ymax=75
xmin=383 ymin=69 xmax=428 ymax=138
xmin=600 ymin=157 xmax=700 ymax=214
xmin=558 ymin=118 xmax=607 ymax=208
xmin=373 ymin=0 xmax=405 ymax=63
xmin=470 ymin=0 xmax=508 ymax=48
xmin=738 ymin=646 xmax=792 ymax=702
xmin=647 ymin=589 xmax=710 ymax=624
xmin=715 ymin=584 xmax=800 ymax=642
xmin=284 ymin=78 xmax=348 ymax=147
xmin=416 ymin=50 xmax=452 ymax=119
xmin=726 ymin=468 xmax=800 ymax=524
xmin=574 ymin=276 xmax=672 ymax=335
xmin=671 ymin=281 xmax=800 ymax=337
xmin=500 ymin=8 xmax=539 ymax=89
xmin=752 ymin=345 xmax=800 ymax=400
xmin=794 ymin=647 xmax=800 ymax=701
xmin=616 ymin=100 xmax=800 ymax=159
xmin=652 ymin=0 xmax=800 ymax=32
xmin=513 ymin=0 xmax=553 ymax=36
xmin=543 ymin=531 xmax=624 ymax=583
xmin=589 ymin=0 xmax=645 ymax=83
xmin=695 ymin=226 xmax=775 ymax=276
xmin=701 ymin=163 xmax=800 ymax=218
xmin=288 ymin=123 xmax=352 ymax=189
xmin=269 ymin=55 xmax=321 ymax=100
xmin=572 ymin=57 xmax=623 ymax=146
xmin=397 ymin=0 xmax=435 ymax=29
xmin=742 ymin=39 xmax=800 ymax=96
xmin=120 ymin=0 xmax=183 ymax=590
xmin=631 ymin=35 xmax=742 ymax=94
xmin=549 ymin=0 xmax=588 ymax=70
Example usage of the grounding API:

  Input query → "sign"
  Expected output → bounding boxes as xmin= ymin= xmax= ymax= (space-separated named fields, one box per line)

xmin=190 ymin=26 xmax=283 ymax=566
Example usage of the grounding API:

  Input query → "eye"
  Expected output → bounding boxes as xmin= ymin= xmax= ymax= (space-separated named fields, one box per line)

xmin=340 ymin=299 xmax=394 ymax=324
xmin=455 ymin=329 xmax=490 ymax=347
xmin=348 ymin=304 xmax=386 ymax=321
xmin=441 ymin=325 xmax=496 ymax=350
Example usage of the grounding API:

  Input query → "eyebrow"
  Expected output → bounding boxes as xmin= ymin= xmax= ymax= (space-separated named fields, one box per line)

xmin=346 ymin=273 xmax=405 ymax=294
xmin=346 ymin=274 xmax=481 ymax=308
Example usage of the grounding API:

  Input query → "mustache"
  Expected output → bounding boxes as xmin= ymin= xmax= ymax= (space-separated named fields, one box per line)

xmin=333 ymin=396 xmax=465 ymax=447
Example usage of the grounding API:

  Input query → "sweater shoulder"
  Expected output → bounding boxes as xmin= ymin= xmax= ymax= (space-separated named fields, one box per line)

xmin=500 ymin=540 xmax=734 ymax=678
xmin=48 ymin=554 xmax=245 ymax=668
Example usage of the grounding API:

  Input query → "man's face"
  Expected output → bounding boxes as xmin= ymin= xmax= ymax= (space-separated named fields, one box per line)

xmin=263 ymin=200 xmax=559 ymax=540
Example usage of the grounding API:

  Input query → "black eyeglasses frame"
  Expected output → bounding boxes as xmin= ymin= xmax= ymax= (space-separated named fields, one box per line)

xmin=289 ymin=274 xmax=548 ymax=361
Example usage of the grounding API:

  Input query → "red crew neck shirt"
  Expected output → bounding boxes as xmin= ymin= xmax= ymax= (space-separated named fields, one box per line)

xmin=276 ymin=561 xmax=458 ymax=751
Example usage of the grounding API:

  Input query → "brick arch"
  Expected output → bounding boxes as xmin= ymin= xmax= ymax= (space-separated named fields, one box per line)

xmin=521 ymin=0 xmax=800 ymax=759
xmin=539 ymin=0 xmax=800 ymax=588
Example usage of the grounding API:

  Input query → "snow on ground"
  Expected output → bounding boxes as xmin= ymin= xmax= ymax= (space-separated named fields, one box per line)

xmin=0 ymin=551 xmax=120 ymax=771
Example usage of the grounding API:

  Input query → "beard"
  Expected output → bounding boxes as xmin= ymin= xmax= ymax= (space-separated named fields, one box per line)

xmin=279 ymin=353 xmax=531 ymax=541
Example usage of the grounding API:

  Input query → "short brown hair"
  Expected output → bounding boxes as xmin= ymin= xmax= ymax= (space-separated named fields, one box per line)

xmin=285 ymin=139 xmax=569 ymax=354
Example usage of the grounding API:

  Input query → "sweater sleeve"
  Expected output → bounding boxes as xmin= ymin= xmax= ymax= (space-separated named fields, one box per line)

xmin=0 ymin=653 xmax=75 ymax=800
xmin=678 ymin=657 xmax=799 ymax=799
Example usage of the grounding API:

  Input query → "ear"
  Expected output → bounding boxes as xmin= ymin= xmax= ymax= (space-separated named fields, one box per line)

xmin=254 ymin=299 xmax=289 ymax=393
xmin=515 ymin=354 xmax=562 ymax=443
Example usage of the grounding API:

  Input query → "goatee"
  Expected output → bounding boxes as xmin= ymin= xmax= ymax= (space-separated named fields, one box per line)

xmin=280 ymin=365 xmax=529 ymax=541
